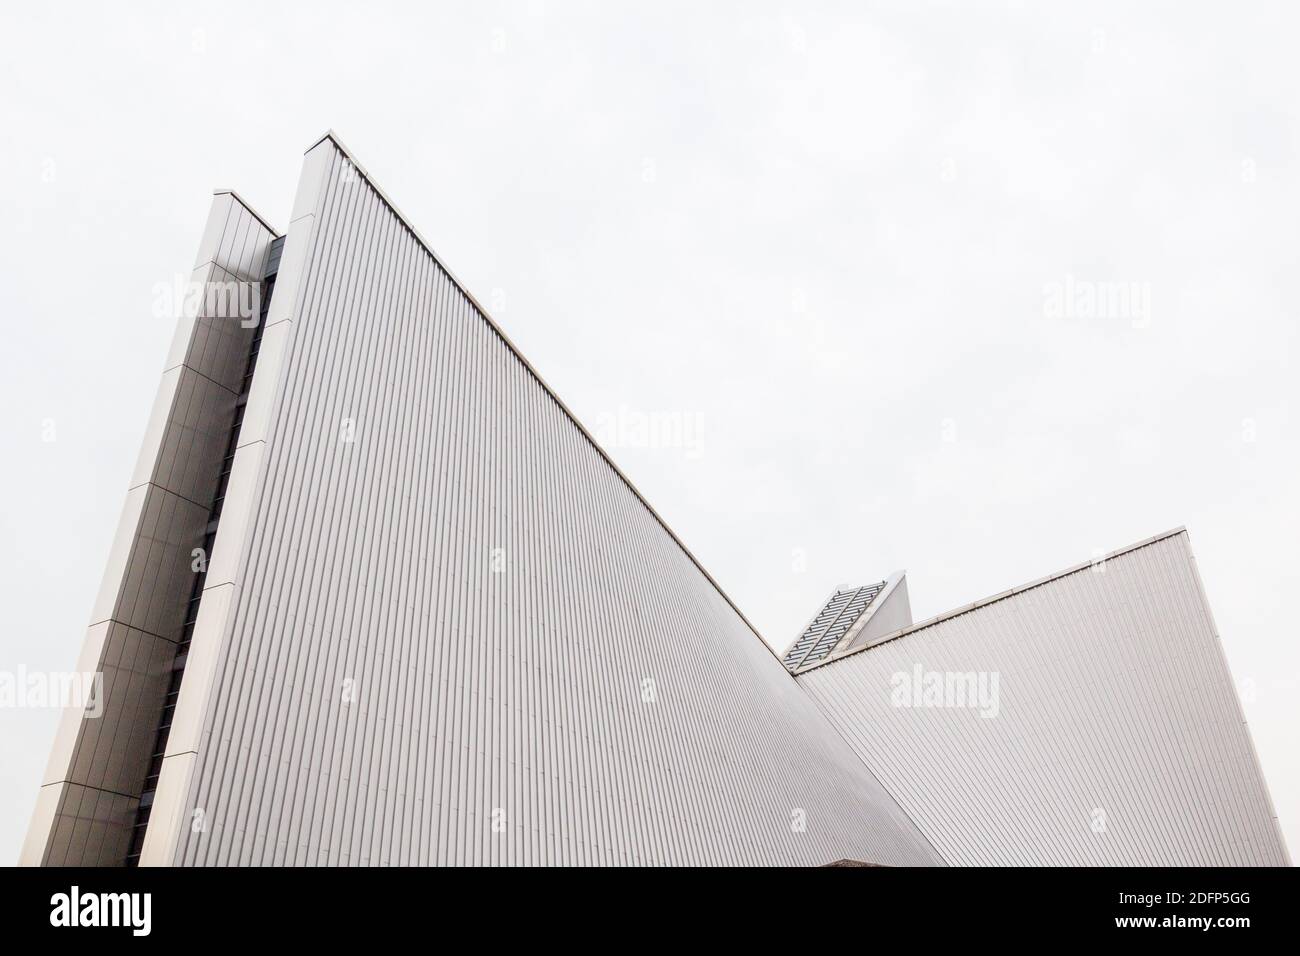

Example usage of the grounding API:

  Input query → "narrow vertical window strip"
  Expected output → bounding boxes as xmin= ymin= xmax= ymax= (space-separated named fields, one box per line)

xmin=124 ymin=240 xmax=283 ymax=866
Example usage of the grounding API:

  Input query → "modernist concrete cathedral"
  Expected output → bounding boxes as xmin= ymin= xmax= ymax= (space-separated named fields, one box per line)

xmin=22 ymin=133 xmax=1289 ymax=867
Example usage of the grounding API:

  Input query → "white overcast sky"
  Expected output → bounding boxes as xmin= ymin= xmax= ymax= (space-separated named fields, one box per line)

xmin=1 ymin=1 xmax=1297 ymax=864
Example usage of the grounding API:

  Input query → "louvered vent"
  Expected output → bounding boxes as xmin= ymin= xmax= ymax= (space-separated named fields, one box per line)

xmin=783 ymin=581 xmax=886 ymax=672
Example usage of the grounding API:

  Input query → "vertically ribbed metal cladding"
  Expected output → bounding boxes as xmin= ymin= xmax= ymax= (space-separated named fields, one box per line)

xmin=153 ymin=135 xmax=942 ymax=866
xmin=796 ymin=530 xmax=1291 ymax=866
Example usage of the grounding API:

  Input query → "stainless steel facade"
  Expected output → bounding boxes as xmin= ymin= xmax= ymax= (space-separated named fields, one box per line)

xmin=796 ymin=530 xmax=1291 ymax=866
xmin=23 ymin=134 xmax=940 ymax=867
xmin=22 ymin=134 xmax=1288 ymax=868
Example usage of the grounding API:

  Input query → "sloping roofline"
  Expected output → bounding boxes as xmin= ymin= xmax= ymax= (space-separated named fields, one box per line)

xmin=212 ymin=188 xmax=283 ymax=238
xmin=795 ymin=527 xmax=1190 ymax=674
xmin=302 ymin=130 xmax=780 ymax=662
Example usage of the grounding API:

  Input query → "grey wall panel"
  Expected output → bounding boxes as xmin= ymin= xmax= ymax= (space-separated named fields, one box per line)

xmin=163 ymin=138 xmax=941 ymax=867
xmin=174 ymin=265 xmax=259 ymax=393
xmin=41 ymin=784 xmax=137 ymax=868
xmin=146 ymin=367 xmax=237 ymax=509
xmin=65 ymin=623 xmax=173 ymax=797
xmin=105 ymin=486 xmax=209 ymax=641
xmin=797 ymin=531 xmax=1291 ymax=866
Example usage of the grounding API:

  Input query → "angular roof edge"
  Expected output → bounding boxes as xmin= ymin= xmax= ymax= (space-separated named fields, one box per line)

xmin=795 ymin=527 xmax=1190 ymax=674
xmin=212 ymin=188 xmax=282 ymax=238
xmin=301 ymin=130 xmax=779 ymax=663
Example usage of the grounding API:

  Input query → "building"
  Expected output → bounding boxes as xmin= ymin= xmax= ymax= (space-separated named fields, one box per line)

xmin=793 ymin=530 xmax=1291 ymax=865
xmin=21 ymin=134 xmax=1289 ymax=867
xmin=21 ymin=133 xmax=940 ymax=867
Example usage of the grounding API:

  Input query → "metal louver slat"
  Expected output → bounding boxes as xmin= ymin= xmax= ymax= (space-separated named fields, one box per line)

xmin=784 ymin=581 xmax=887 ymax=671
